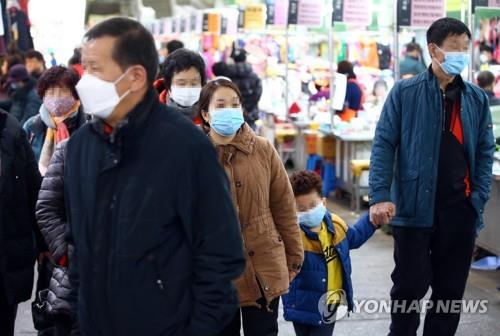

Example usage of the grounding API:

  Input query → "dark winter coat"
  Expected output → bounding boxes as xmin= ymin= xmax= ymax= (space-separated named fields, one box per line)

xmin=65 ymin=89 xmax=246 ymax=336
xmin=9 ymin=78 xmax=42 ymax=126
xmin=0 ymin=109 xmax=42 ymax=305
xmin=36 ymin=140 xmax=73 ymax=316
xmin=226 ymin=63 xmax=263 ymax=124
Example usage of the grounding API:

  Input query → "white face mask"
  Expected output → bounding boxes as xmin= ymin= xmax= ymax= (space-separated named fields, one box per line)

xmin=170 ymin=86 xmax=201 ymax=107
xmin=75 ymin=70 xmax=130 ymax=120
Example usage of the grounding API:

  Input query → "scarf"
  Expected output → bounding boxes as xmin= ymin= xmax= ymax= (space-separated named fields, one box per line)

xmin=166 ymin=97 xmax=198 ymax=120
xmin=38 ymin=103 xmax=80 ymax=175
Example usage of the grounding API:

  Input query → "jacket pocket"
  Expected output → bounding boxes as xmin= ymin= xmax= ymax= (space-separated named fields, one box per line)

xmin=397 ymin=170 xmax=419 ymax=218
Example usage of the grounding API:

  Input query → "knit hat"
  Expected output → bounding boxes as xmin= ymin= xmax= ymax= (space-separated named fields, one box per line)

xmin=7 ymin=64 xmax=30 ymax=84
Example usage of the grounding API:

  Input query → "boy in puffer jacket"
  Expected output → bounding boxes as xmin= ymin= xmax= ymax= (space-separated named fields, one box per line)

xmin=283 ymin=171 xmax=378 ymax=335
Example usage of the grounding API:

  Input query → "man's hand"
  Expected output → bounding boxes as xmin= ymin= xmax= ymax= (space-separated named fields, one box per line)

xmin=370 ymin=202 xmax=396 ymax=226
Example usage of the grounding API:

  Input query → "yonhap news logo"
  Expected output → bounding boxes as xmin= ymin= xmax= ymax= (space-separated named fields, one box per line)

xmin=318 ymin=290 xmax=349 ymax=323
xmin=318 ymin=293 xmax=489 ymax=324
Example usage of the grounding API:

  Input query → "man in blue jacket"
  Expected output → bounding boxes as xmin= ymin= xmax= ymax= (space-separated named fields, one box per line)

xmin=369 ymin=18 xmax=495 ymax=336
xmin=65 ymin=18 xmax=245 ymax=335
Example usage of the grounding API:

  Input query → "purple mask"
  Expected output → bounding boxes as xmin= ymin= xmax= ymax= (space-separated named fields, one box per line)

xmin=43 ymin=96 xmax=76 ymax=117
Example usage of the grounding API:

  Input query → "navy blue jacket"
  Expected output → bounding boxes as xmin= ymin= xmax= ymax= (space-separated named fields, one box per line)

xmin=282 ymin=213 xmax=375 ymax=326
xmin=369 ymin=70 xmax=495 ymax=232
xmin=65 ymin=89 xmax=245 ymax=335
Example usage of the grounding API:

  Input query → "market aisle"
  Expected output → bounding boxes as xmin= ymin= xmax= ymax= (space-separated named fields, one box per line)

xmin=14 ymin=200 xmax=500 ymax=335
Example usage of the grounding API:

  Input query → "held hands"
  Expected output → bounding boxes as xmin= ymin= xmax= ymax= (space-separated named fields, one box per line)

xmin=369 ymin=202 xmax=396 ymax=227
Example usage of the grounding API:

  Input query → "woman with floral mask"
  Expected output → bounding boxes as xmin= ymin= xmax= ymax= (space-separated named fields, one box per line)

xmin=23 ymin=66 xmax=86 ymax=175
xmin=156 ymin=48 xmax=206 ymax=123
xmin=198 ymin=78 xmax=304 ymax=336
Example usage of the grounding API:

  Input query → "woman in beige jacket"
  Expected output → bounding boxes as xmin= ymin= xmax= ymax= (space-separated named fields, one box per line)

xmin=198 ymin=78 xmax=304 ymax=336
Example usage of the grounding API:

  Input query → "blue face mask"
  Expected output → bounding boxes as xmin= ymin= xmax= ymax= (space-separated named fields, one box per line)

xmin=437 ymin=47 xmax=469 ymax=76
xmin=298 ymin=203 xmax=327 ymax=228
xmin=210 ymin=108 xmax=245 ymax=137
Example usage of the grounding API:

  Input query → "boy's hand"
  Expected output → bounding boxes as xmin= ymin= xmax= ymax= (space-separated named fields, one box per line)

xmin=289 ymin=270 xmax=299 ymax=283
xmin=370 ymin=202 xmax=396 ymax=226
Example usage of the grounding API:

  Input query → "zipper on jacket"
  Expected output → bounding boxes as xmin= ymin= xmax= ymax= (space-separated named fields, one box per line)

xmin=441 ymin=90 xmax=446 ymax=131
xmin=147 ymin=253 xmax=165 ymax=291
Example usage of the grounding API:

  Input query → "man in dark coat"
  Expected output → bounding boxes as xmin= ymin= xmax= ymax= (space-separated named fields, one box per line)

xmin=65 ymin=17 xmax=245 ymax=336
xmin=0 ymin=109 xmax=43 ymax=335
xmin=7 ymin=64 xmax=42 ymax=126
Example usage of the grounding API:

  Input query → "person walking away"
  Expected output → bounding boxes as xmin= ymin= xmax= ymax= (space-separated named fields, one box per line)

xmin=223 ymin=46 xmax=262 ymax=130
xmin=477 ymin=71 xmax=500 ymax=106
xmin=400 ymin=42 xmax=427 ymax=79
xmin=65 ymin=17 xmax=245 ymax=336
xmin=7 ymin=64 xmax=42 ymax=125
xmin=198 ymin=78 xmax=304 ymax=336
xmin=369 ymin=18 xmax=495 ymax=336
xmin=336 ymin=61 xmax=364 ymax=122
xmin=0 ymin=109 xmax=44 ymax=336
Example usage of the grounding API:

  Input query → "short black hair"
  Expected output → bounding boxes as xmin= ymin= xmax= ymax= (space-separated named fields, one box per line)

xmin=25 ymin=49 xmax=45 ymax=63
xmin=68 ymin=48 xmax=81 ymax=66
xmin=426 ymin=18 xmax=471 ymax=47
xmin=166 ymin=40 xmax=184 ymax=54
xmin=479 ymin=44 xmax=494 ymax=54
xmin=406 ymin=43 xmax=421 ymax=53
xmin=337 ymin=60 xmax=356 ymax=79
xmin=477 ymin=71 xmax=495 ymax=89
xmin=84 ymin=17 xmax=158 ymax=84
xmin=212 ymin=62 xmax=228 ymax=77
xmin=162 ymin=49 xmax=207 ymax=91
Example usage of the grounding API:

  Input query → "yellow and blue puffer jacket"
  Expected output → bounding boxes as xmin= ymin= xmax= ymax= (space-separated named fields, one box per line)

xmin=282 ymin=212 xmax=375 ymax=326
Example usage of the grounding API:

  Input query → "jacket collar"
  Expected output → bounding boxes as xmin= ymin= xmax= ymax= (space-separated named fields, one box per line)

xmin=91 ymin=88 xmax=157 ymax=144
xmin=301 ymin=212 xmax=336 ymax=239
xmin=225 ymin=123 xmax=256 ymax=155
xmin=166 ymin=97 xmax=198 ymax=120
xmin=426 ymin=66 xmax=469 ymax=95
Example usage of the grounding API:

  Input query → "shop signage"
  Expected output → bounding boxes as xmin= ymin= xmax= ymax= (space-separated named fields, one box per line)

xmin=266 ymin=0 xmax=276 ymax=25
xmin=180 ymin=16 xmax=187 ymax=33
xmin=333 ymin=0 xmax=371 ymax=26
xmin=203 ymin=13 xmax=221 ymax=33
xmin=244 ymin=4 xmax=266 ymax=29
xmin=398 ymin=0 xmax=445 ymax=28
xmin=266 ymin=0 xmax=289 ymax=26
xmin=297 ymin=0 xmax=323 ymax=27
xmin=274 ymin=0 xmax=289 ymax=25
xmin=288 ymin=0 xmax=299 ymax=25
xmin=238 ymin=7 xmax=245 ymax=29
xmin=172 ymin=17 xmax=177 ymax=33
xmin=164 ymin=18 xmax=172 ymax=35
xmin=190 ymin=12 xmax=197 ymax=32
